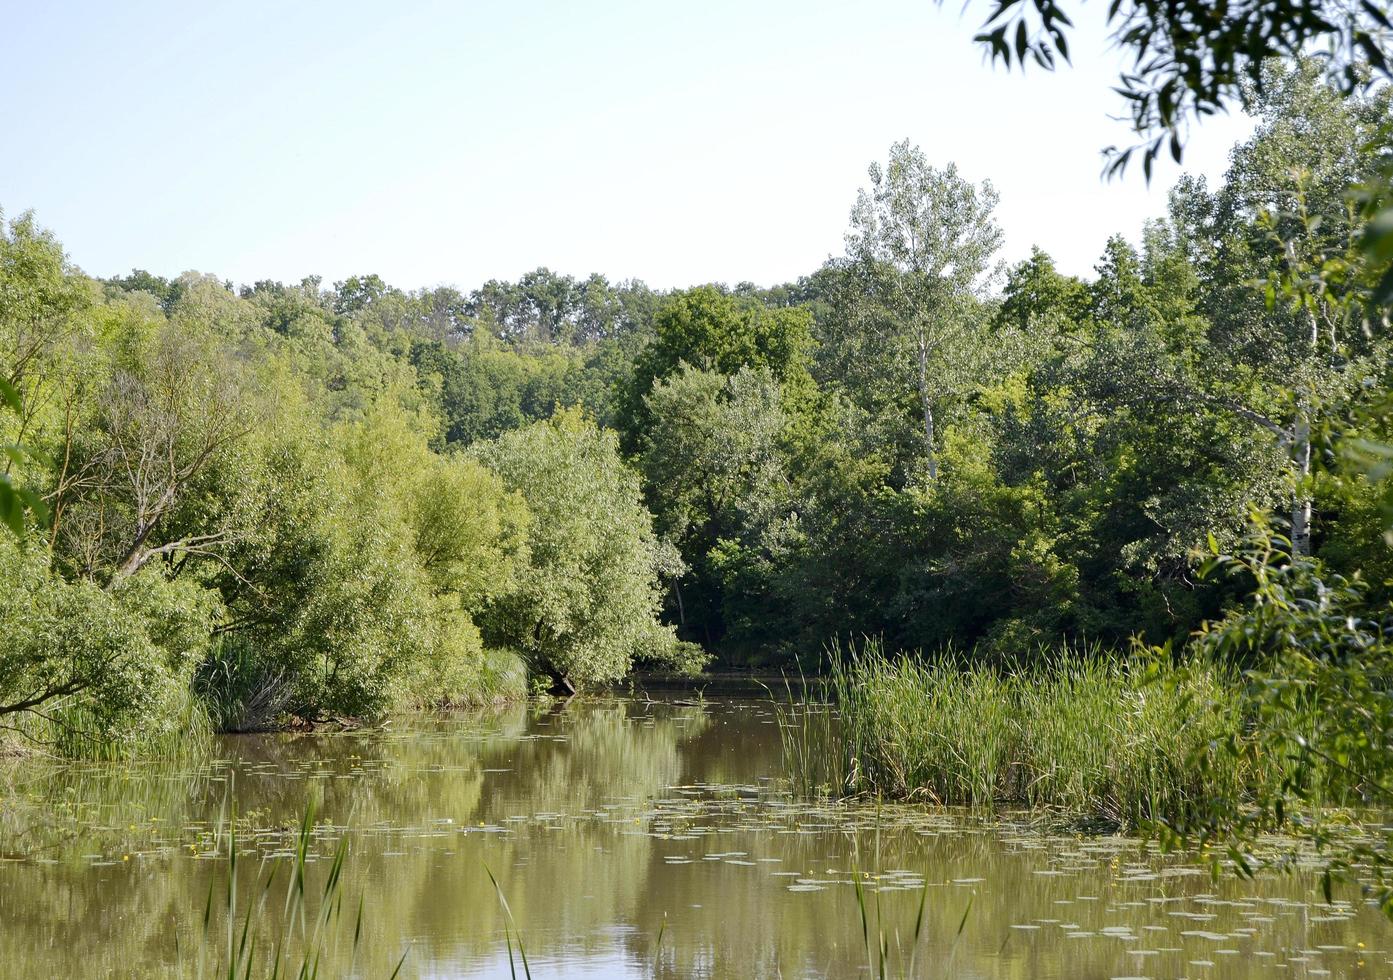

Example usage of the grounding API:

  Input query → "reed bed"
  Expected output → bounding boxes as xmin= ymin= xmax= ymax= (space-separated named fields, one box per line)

xmin=778 ymin=638 xmax=1268 ymax=830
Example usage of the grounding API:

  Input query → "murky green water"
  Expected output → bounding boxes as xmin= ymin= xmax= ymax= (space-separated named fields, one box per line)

xmin=0 ymin=692 xmax=1388 ymax=978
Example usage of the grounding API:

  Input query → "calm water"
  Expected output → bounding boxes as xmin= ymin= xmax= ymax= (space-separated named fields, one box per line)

xmin=0 ymin=692 xmax=1388 ymax=978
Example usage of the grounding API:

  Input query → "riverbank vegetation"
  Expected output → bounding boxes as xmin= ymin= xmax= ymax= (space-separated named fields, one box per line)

xmin=0 ymin=218 xmax=698 ymax=752
xmin=782 ymin=640 xmax=1259 ymax=832
xmin=1 ymin=57 xmax=1391 ymax=863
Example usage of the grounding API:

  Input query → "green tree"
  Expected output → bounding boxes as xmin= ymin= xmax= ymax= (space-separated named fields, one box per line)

xmin=620 ymin=285 xmax=814 ymax=448
xmin=996 ymin=247 xmax=1088 ymax=334
xmin=0 ymin=532 xmax=216 ymax=752
xmin=638 ymin=365 xmax=792 ymax=650
xmin=475 ymin=409 xmax=696 ymax=691
xmin=842 ymin=140 xmax=1003 ymax=481
xmin=1176 ymin=65 xmax=1392 ymax=554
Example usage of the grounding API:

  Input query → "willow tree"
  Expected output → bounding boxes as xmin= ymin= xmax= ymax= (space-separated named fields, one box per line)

xmin=473 ymin=409 xmax=690 ymax=692
xmin=843 ymin=140 xmax=1002 ymax=481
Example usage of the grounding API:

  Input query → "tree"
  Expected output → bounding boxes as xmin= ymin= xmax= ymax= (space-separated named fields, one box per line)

xmin=996 ymin=247 xmax=1088 ymax=334
xmin=843 ymin=141 xmax=1003 ymax=481
xmin=638 ymin=365 xmax=791 ymax=649
xmin=1176 ymin=65 xmax=1392 ymax=554
xmin=620 ymin=285 xmax=814 ymax=448
xmin=1165 ymin=521 xmax=1393 ymax=914
xmin=332 ymin=273 xmax=388 ymax=315
xmin=48 ymin=325 xmax=260 ymax=589
xmin=463 ymin=269 xmax=656 ymax=346
xmin=1 ymin=211 xmax=87 ymax=533
xmin=474 ymin=409 xmax=696 ymax=691
xmin=0 ymin=530 xmax=217 ymax=751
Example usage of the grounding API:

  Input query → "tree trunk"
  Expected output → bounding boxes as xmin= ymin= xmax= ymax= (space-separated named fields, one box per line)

xmin=1292 ymin=409 xmax=1312 ymax=557
xmin=916 ymin=333 xmax=937 ymax=481
xmin=107 ymin=534 xmax=153 ymax=589
xmin=1291 ymin=308 xmax=1320 ymax=557
xmin=547 ymin=668 xmax=576 ymax=697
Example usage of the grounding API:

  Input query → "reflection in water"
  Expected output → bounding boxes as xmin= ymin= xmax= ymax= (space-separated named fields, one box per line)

xmin=0 ymin=694 xmax=1389 ymax=978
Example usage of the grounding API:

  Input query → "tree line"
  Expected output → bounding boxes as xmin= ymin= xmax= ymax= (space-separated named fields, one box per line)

xmin=0 ymin=59 xmax=1389 ymax=753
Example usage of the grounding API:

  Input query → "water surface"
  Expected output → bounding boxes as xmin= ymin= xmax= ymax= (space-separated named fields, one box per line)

xmin=0 ymin=692 xmax=1388 ymax=978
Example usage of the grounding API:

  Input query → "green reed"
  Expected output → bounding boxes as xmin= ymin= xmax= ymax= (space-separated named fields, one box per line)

xmin=845 ymin=806 xmax=974 ymax=980
xmin=763 ymin=672 xmax=848 ymax=798
xmin=191 ymin=796 xmax=408 ymax=980
xmin=780 ymin=637 xmax=1267 ymax=830
xmin=485 ymin=863 xmax=533 ymax=980
xmin=17 ymin=685 xmax=215 ymax=761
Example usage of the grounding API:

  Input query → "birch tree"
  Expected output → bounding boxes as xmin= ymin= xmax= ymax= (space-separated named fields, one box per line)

xmin=844 ymin=141 xmax=1002 ymax=481
xmin=1181 ymin=65 xmax=1390 ymax=555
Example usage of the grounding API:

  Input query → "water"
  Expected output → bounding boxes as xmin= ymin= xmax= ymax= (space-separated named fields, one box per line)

xmin=0 ymin=692 xmax=1388 ymax=978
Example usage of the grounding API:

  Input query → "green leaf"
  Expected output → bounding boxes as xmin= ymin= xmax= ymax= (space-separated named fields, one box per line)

xmin=0 ymin=378 xmax=19 ymax=413
xmin=0 ymin=484 xmax=22 ymax=534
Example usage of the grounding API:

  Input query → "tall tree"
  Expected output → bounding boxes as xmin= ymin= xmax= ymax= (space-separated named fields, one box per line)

xmin=638 ymin=365 xmax=791 ymax=648
xmin=1184 ymin=65 xmax=1392 ymax=554
xmin=843 ymin=141 xmax=1003 ymax=481
xmin=619 ymin=285 xmax=814 ymax=450
xmin=473 ymin=409 xmax=689 ymax=691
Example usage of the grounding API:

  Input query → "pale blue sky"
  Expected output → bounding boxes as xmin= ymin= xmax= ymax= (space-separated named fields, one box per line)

xmin=1 ymin=0 xmax=1253 ymax=290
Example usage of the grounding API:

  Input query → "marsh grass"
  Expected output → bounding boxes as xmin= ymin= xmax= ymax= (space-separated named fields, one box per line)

xmin=484 ymin=863 xmax=533 ymax=980
xmin=195 ymin=637 xmax=295 ymax=734
xmin=843 ymin=807 xmax=974 ymax=980
xmin=191 ymin=796 xmax=408 ymax=980
xmin=763 ymin=672 xmax=847 ymax=797
xmin=19 ymin=685 xmax=215 ymax=761
xmin=780 ymin=638 xmax=1266 ymax=829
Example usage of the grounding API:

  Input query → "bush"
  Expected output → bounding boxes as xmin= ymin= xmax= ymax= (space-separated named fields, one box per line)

xmin=0 ymin=534 xmax=216 ymax=756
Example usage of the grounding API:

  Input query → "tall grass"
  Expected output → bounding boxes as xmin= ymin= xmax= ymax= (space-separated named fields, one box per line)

xmin=780 ymin=638 xmax=1267 ymax=829
xmin=191 ymin=797 xmax=408 ymax=980
xmin=485 ymin=863 xmax=533 ymax=980
xmin=194 ymin=636 xmax=295 ymax=733
xmin=20 ymin=684 xmax=215 ymax=761
xmin=764 ymin=672 xmax=847 ymax=798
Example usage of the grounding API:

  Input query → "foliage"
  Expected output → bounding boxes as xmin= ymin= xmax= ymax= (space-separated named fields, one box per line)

xmin=638 ymin=364 xmax=793 ymax=651
xmin=0 ymin=377 xmax=45 ymax=533
xmin=786 ymin=638 xmax=1261 ymax=831
xmin=1161 ymin=519 xmax=1393 ymax=912
xmin=960 ymin=0 xmax=1393 ymax=177
xmin=474 ymin=409 xmax=701 ymax=689
xmin=841 ymin=141 xmax=1004 ymax=481
xmin=0 ymin=532 xmax=215 ymax=755
xmin=619 ymin=284 xmax=814 ymax=448
xmin=1 ymin=48 xmax=1390 ymax=781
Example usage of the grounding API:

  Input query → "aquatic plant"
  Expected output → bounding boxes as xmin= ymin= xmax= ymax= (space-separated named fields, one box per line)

xmin=780 ymin=638 xmax=1266 ymax=830
xmin=192 ymin=798 xmax=408 ymax=980
xmin=484 ymin=863 xmax=533 ymax=980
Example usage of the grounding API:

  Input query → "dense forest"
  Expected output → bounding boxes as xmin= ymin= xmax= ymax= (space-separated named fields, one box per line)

xmin=0 ymin=61 xmax=1390 ymax=756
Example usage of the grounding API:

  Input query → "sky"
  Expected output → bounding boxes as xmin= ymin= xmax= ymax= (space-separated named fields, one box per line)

xmin=1 ymin=0 xmax=1256 ymax=292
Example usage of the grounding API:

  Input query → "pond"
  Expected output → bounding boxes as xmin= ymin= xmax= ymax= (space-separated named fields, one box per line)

xmin=0 ymin=691 xmax=1388 ymax=978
